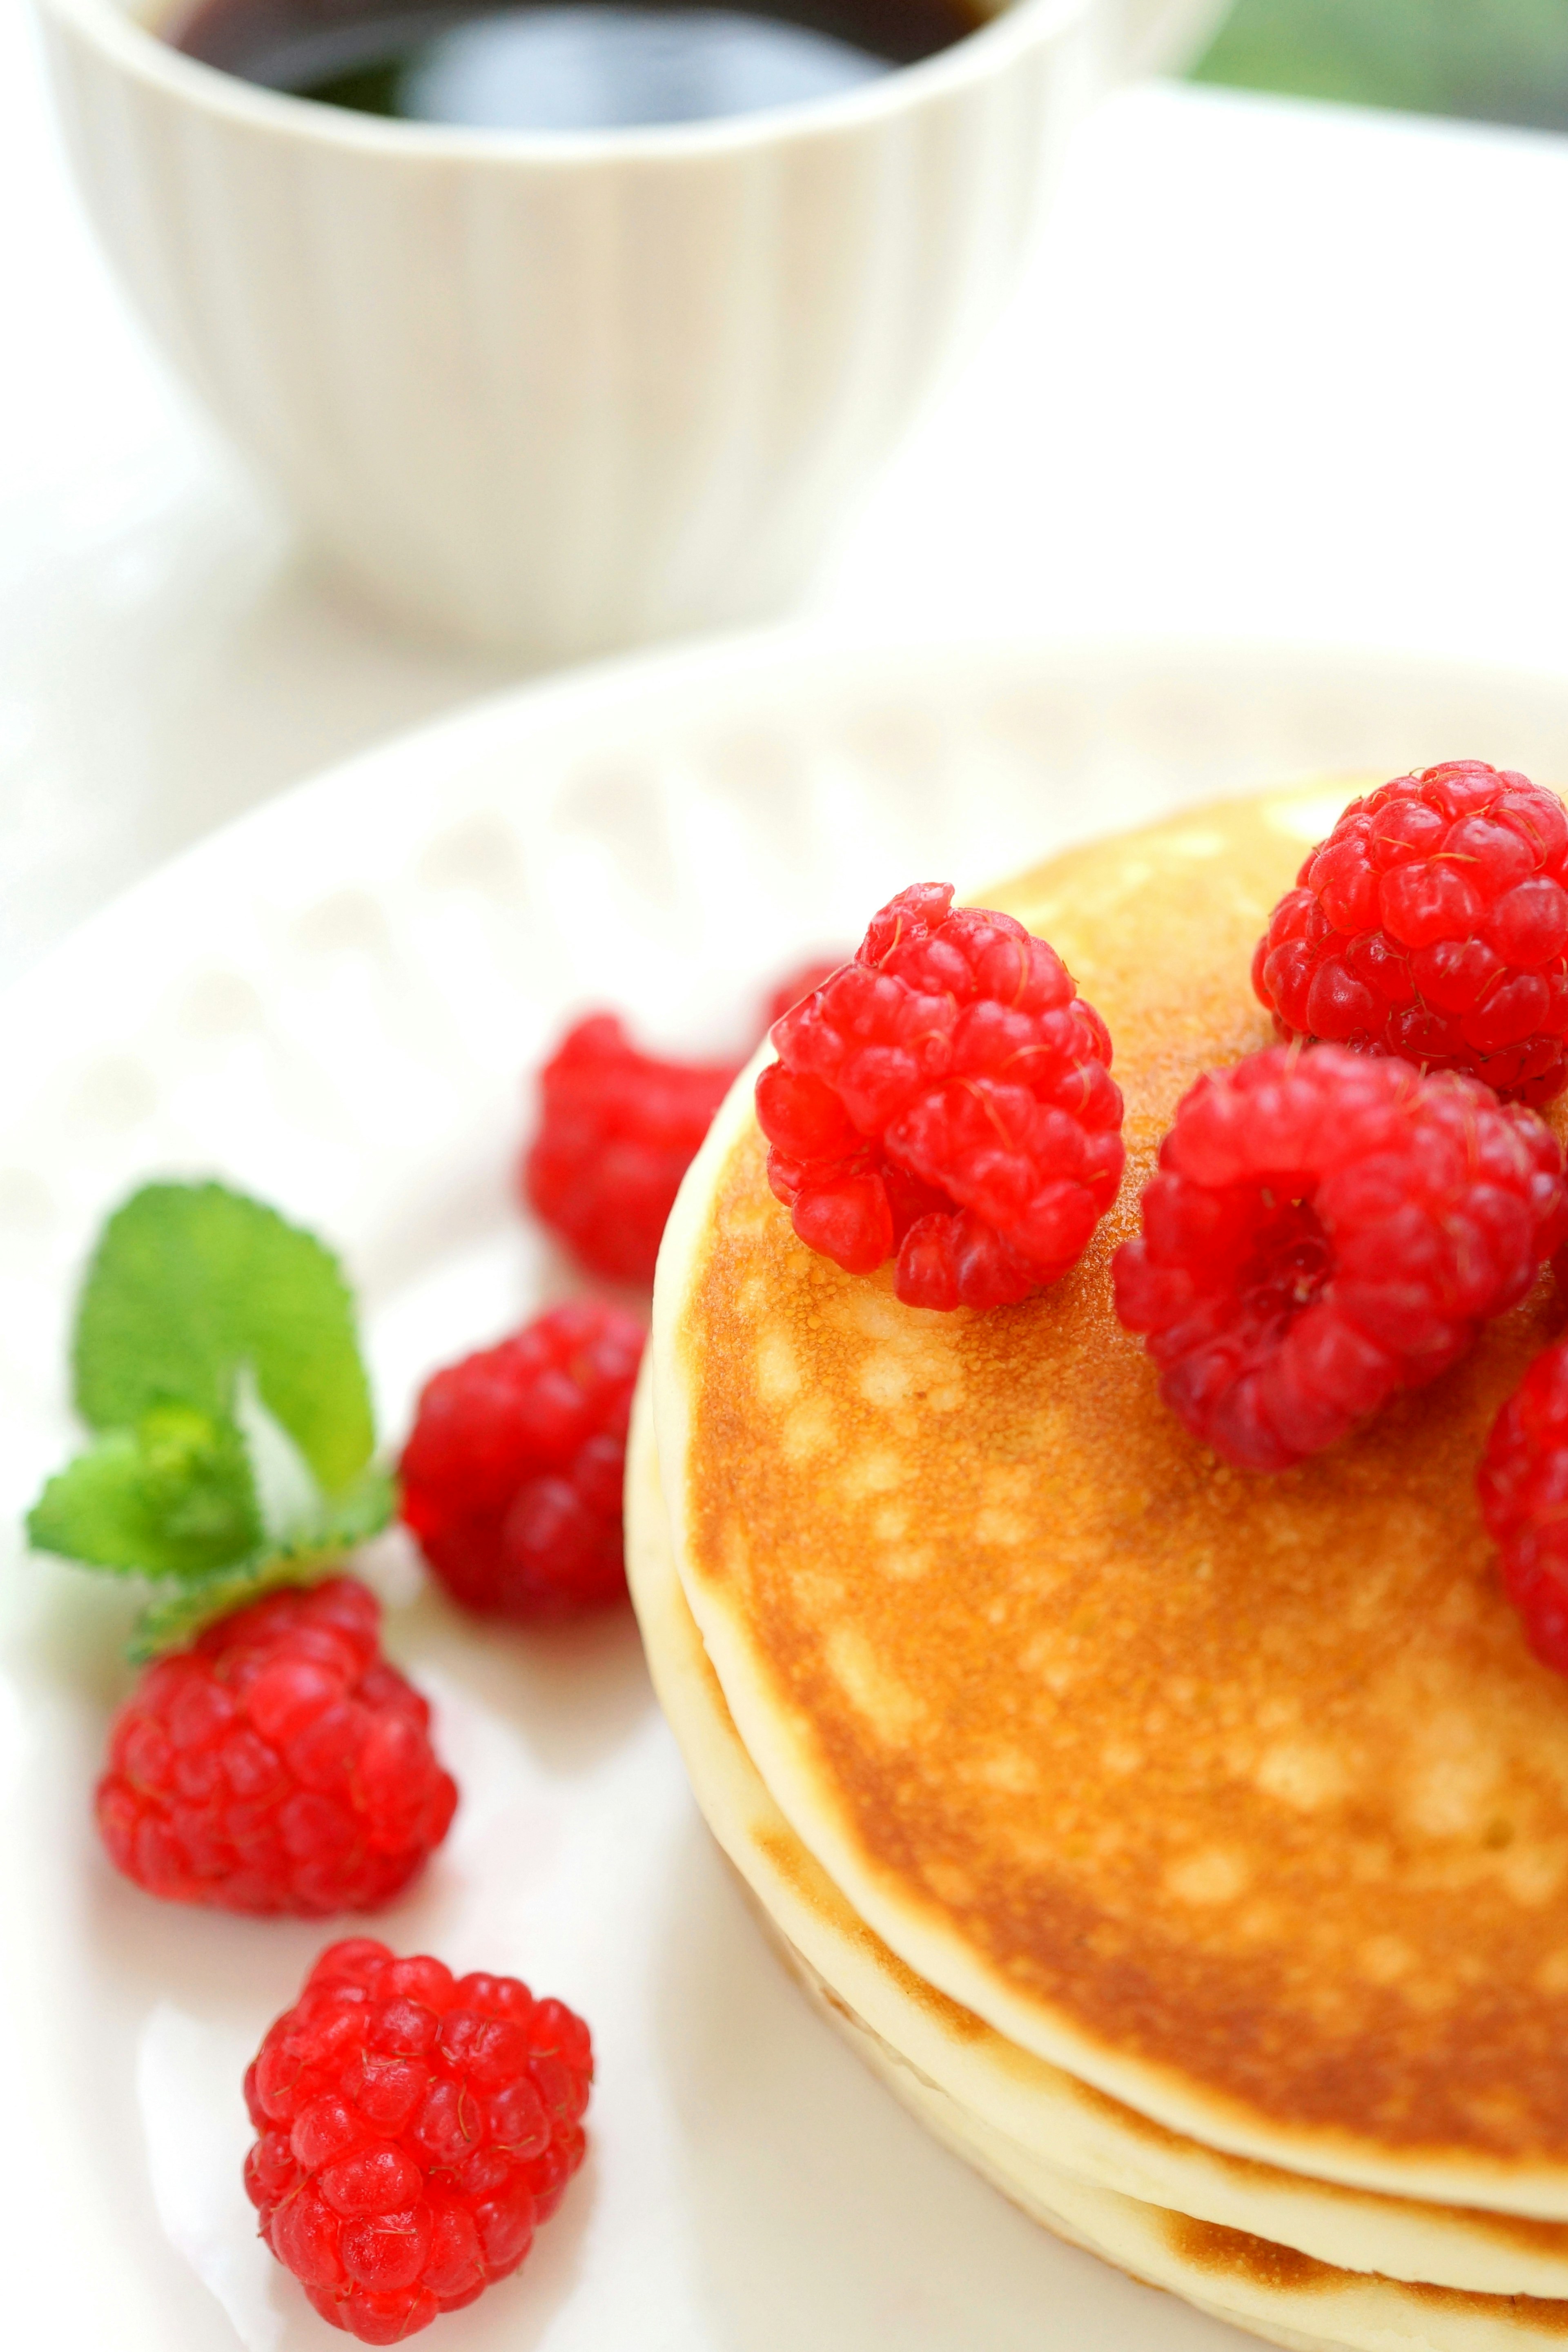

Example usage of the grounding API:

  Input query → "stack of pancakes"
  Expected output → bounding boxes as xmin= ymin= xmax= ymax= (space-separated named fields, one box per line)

xmin=626 ymin=785 xmax=1568 ymax=2350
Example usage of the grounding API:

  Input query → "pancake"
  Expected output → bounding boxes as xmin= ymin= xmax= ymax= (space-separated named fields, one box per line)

xmin=626 ymin=1373 xmax=1568 ymax=2302
xmin=786 ymin=1928 xmax=1568 ymax=2352
xmin=647 ymin=784 xmax=1568 ymax=2216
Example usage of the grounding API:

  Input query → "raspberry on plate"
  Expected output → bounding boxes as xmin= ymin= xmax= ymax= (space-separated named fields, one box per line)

xmin=245 ymin=1937 xmax=592 ymax=2343
xmin=96 ymin=1579 xmax=457 ymax=1914
xmin=1252 ymin=760 xmax=1568 ymax=1105
xmin=1113 ymin=1044 xmax=1568 ymax=1473
xmin=399 ymin=1301 xmax=645 ymax=1620
xmin=1479 ymin=1341 xmax=1568 ymax=1674
xmin=755 ymin=882 xmax=1125 ymax=1310
xmin=522 ymin=1014 xmax=739 ymax=1284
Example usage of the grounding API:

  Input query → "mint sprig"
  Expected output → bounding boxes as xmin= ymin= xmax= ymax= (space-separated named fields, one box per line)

xmin=29 ymin=1401 xmax=263 ymax=1578
xmin=27 ymin=1182 xmax=394 ymax=1655
xmin=72 ymin=1181 xmax=376 ymax=1492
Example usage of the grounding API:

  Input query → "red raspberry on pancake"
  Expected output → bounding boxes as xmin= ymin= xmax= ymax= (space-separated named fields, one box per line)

xmin=1479 ymin=1341 xmax=1568 ymax=1675
xmin=756 ymin=882 xmax=1125 ymax=1310
xmin=1252 ymin=761 xmax=1568 ymax=1105
xmin=1114 ymin=1043 xmax=1568 ymax=1472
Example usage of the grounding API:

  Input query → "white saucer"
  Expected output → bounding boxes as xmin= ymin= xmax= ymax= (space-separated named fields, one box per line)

xmin=6 ymin=624 xmax=1568 ymax=2351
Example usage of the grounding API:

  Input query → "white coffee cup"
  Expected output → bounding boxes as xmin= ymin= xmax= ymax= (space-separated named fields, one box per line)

xmin=38 ymin=0 xmax=1222 ymax=657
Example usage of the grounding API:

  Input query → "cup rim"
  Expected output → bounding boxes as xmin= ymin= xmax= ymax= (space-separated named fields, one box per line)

xmin=38 ymin=0 xmax=1096 ymax=162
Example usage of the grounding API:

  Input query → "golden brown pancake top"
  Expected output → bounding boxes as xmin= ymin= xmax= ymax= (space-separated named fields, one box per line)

xmin=676 ymin=788 xmax=1568 ymax=2168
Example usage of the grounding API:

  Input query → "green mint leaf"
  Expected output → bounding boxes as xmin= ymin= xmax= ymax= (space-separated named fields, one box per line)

xmin=27 ymin=1402 xmax=263 ymax=1579
xmin=27 ymin=1180 xmax=393 ymax=1650
xmin=126 ymin=1466 xmax=398 ymax=1660
xmin=72 ymin=1181 xmax=375 ymax=1497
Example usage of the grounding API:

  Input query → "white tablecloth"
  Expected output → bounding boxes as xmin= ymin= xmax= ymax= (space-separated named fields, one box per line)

xmin=6 ymin=0 xmax=1568 ymax=983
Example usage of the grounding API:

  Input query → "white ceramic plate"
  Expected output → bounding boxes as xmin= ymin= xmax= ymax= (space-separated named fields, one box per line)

xmin=9 ymin=625 xmax=1568 ymax=2352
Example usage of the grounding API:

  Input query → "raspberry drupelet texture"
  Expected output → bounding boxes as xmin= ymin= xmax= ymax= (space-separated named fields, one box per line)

xmin=1479 ymin=1342 xmax=1568 ymax=1675
xmin=96 ymin=1579 xmax=457 ymax=1915
xmin=245 ymin=1937 xmax=592 ymax=2343
xmin=1113 ymin=1044 xmax=1568 ymax=1473
xmin=755 ymin=883 xmax=1124 ymax=1310
xmin=1252 ymin=761 xmax=1568 ymax=1105
xmin=399 ymin=1301 xmax=645 ymax=1620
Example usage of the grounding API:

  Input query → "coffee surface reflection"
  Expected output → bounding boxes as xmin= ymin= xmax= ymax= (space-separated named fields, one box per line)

xmin=169 ymin=0 xmax=991 ymax=129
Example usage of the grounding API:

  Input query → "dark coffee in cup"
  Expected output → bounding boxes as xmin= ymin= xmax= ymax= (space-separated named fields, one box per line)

xmin=167 ymin=0 xmax=991 ymax=130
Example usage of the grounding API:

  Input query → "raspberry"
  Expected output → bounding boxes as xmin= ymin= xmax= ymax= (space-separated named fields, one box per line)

xmin=1479 ymin=1342 xmax=1568 ymax=1674
xmin=1252 ymin=761 xmax=1568 ymax=1105
xmin=399 ymin=1301 xmax=645 ymax=1620
xmin=244 ymin=1936 xmax=591 ymax=2343
xmin=521 ymin=961 xmax=848 ymax=1285
xmin=522 ymin=1015 xmax=738 ymax=1284
xmin=95 ymin=1579 xmax=458 ymax=1915
xmin=1113 ymin=1045 xmax=1568 ymax=1472
xmin=754 ymin=883 xmax=1124 ymax=1310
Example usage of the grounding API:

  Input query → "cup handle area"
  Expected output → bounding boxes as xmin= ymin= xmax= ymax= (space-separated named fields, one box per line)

xmin=1119 ymin=0 xmax=1230 ymax=78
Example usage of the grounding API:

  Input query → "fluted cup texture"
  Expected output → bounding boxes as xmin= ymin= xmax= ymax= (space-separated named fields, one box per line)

xmin=37 ymin=0 xmax=1200 ymax=655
